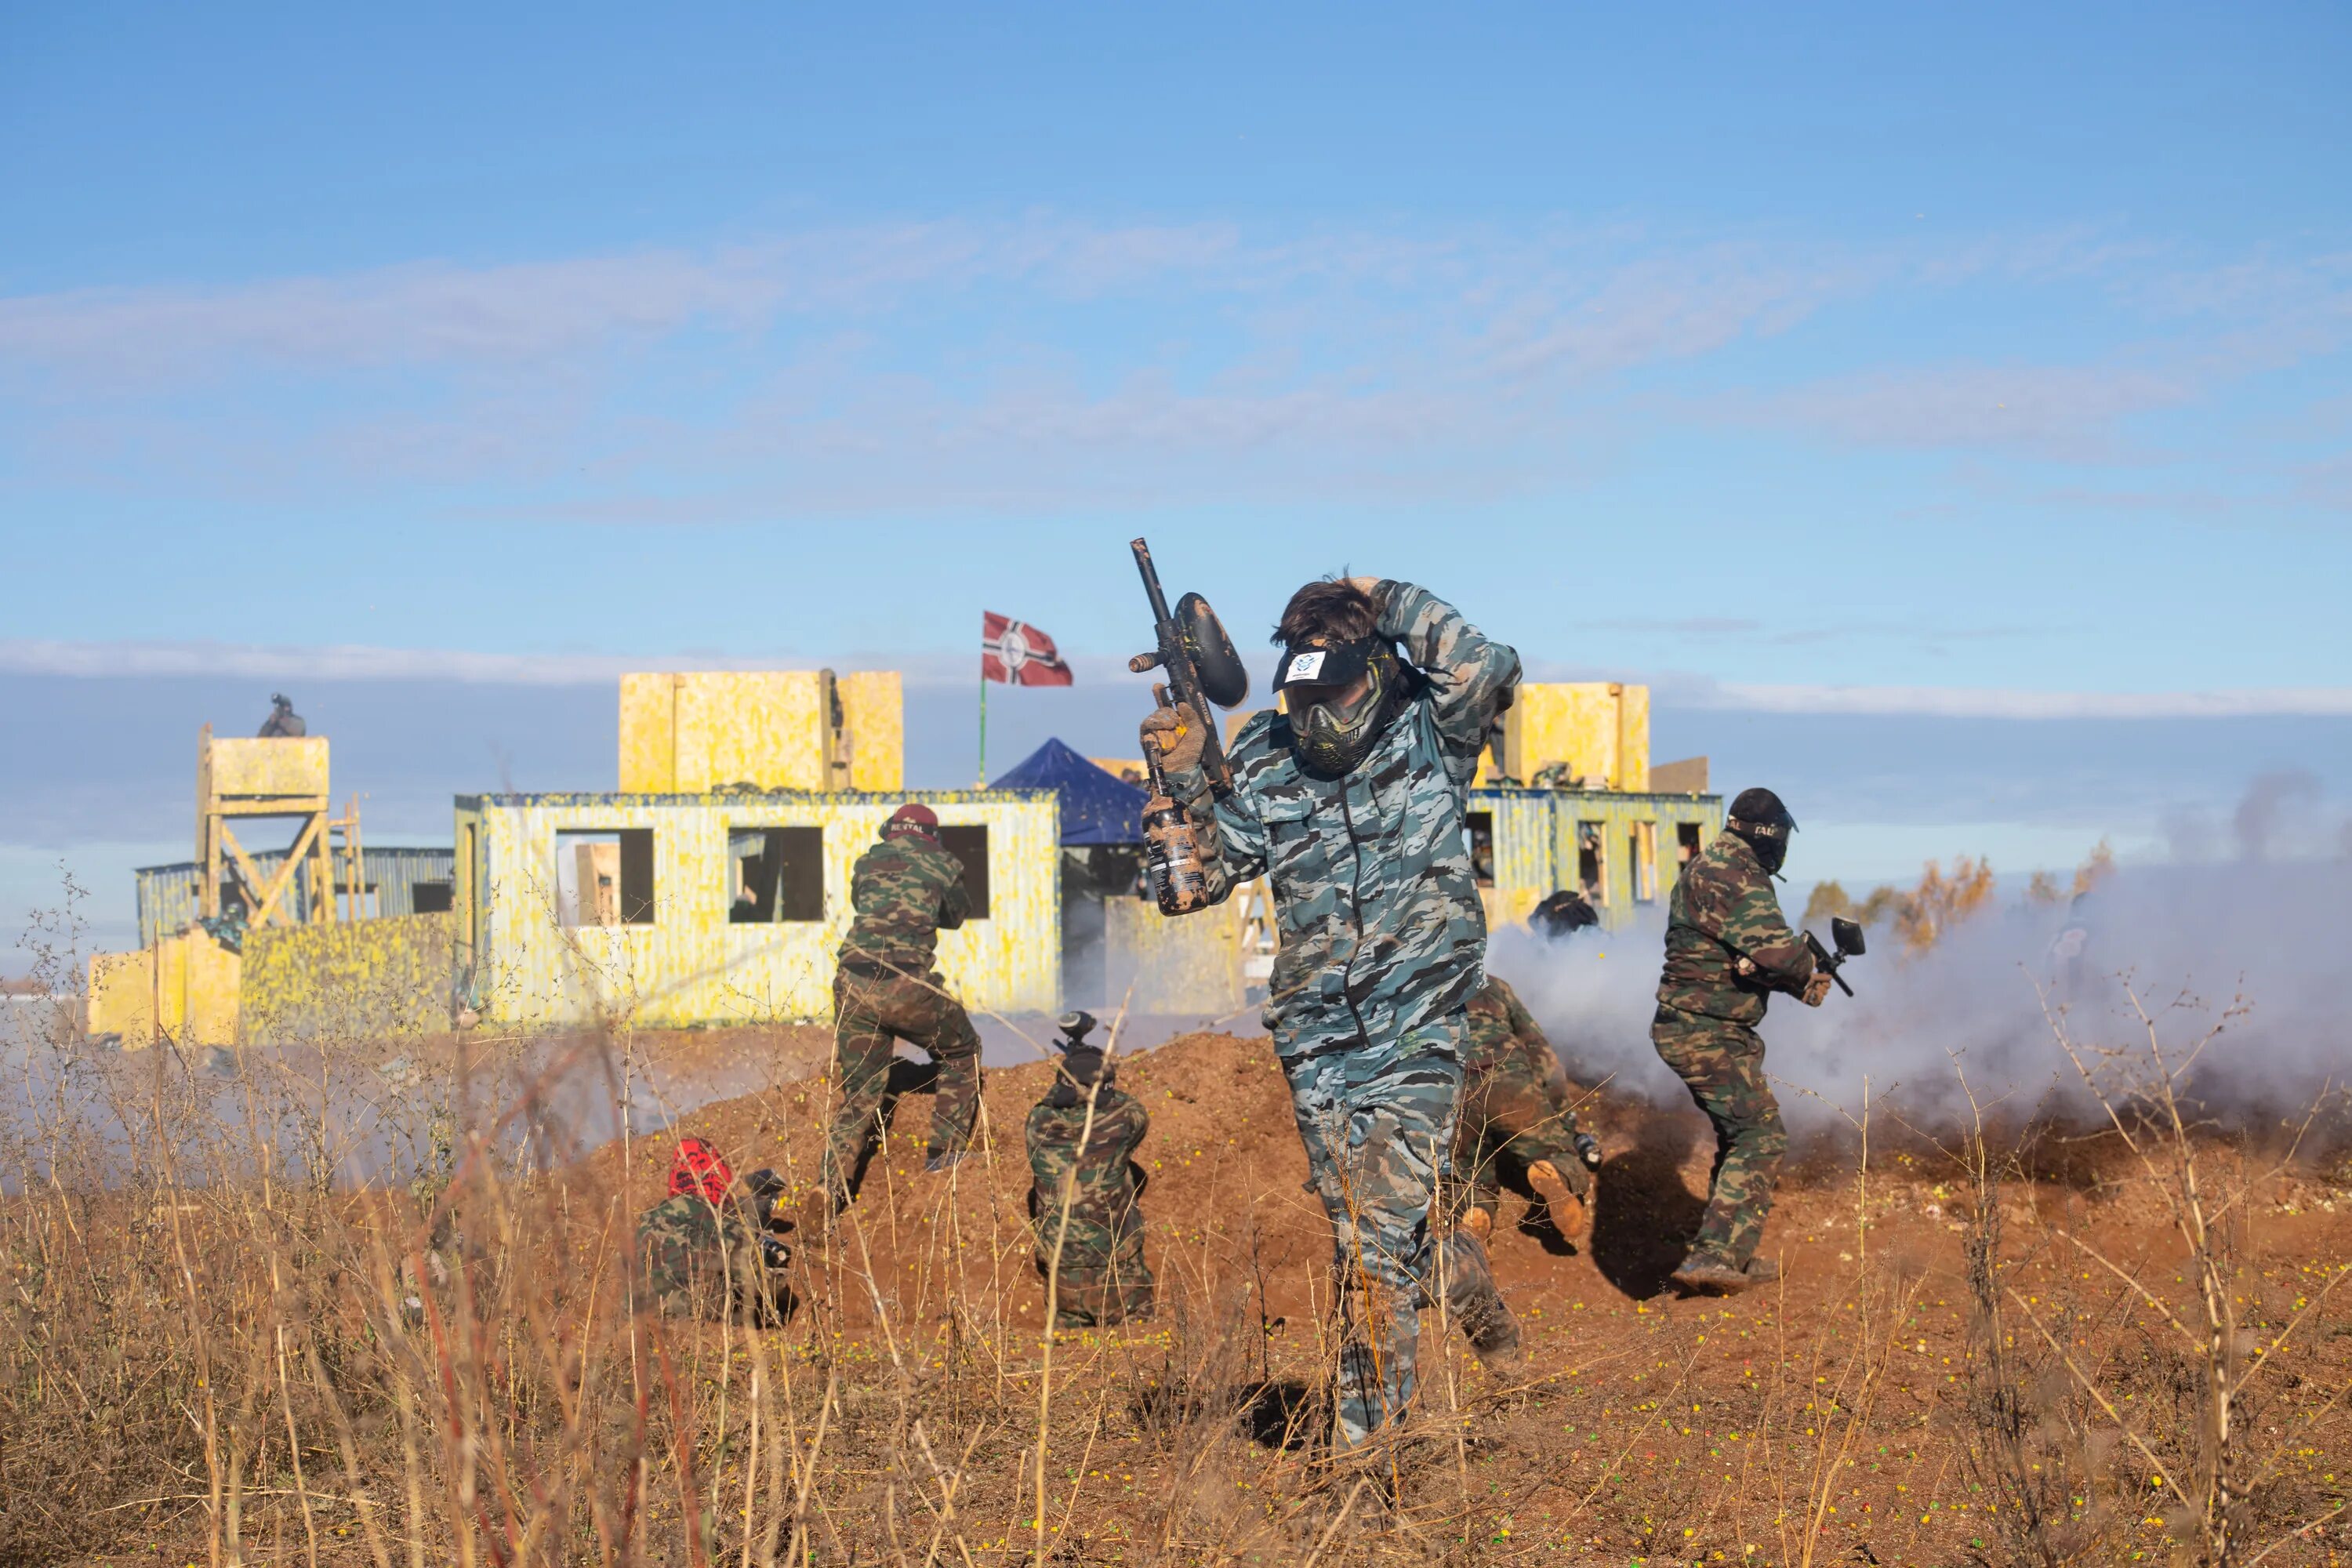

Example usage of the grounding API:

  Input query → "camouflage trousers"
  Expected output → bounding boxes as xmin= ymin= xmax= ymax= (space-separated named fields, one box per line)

xmin=820 ymin=967 xmax=982 ymax=1206
xmin=1033 ymin=1212 xmax=1154 ymax=1330
xmin=1651 ymin=1006 xmax=1787 ymax=1269
xmin=1283 ymin=1012 xmax=1507 ymax=1450
xmin=1451 ymin=1065 xmax=1583 ymax=1219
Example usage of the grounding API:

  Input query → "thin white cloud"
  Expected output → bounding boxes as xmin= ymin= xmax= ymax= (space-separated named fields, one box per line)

xmin=0 ymin=637 xmax=1148 ymax=689
xmin=1704 ymin=683 xmax=2352 ymax=720
xmin=7 ymin=637 xmax=2346 ymax=719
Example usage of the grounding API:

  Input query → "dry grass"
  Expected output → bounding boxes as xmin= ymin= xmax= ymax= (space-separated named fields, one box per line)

xmin=5 ymin=920 xmax=2351 ymax=1566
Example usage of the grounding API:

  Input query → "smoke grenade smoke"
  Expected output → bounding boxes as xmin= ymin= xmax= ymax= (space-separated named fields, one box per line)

xmin=1492 ymin=857 xmax=2352 ymax=1132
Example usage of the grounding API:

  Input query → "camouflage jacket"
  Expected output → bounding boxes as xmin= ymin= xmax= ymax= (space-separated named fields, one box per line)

xmin=637 ymin=1192 xmax=761 ymax=1312
xmin=839 ymin=831 xmax=970 ymax=973
xmin=1025 ymin=1085 xmax=1150 ymax=1240
xmin=1463 ymin=976 xmax=1563 ymax=1089
xmin=1656 ymin=829 xmax=1815 ymax=1027
xmin=1165 ymin=582 xmax=1520 ymax=1053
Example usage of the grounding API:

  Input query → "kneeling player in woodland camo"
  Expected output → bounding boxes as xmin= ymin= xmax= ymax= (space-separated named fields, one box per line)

xmin=1025 ymin=1011 xmax=1154 ymax=1330
xmin=637 ymin=1138 xmax=794 ymax=1325
xmin=1451 ymin=973 xmax=1594 ymax=1247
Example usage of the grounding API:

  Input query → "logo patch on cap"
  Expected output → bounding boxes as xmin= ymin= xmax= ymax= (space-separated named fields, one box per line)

xmin=1284 ymin=649 xmax=1327 ymax=683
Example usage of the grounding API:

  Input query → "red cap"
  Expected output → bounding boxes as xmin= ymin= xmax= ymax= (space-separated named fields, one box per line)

xmin=667 ymin=1137 xmax=734 ymax=1205
xmin=885 ymin=802 xmax=940 ymax=836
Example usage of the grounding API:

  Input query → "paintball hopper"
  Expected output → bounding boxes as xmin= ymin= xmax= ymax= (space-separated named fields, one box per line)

xmin=1802 ymin=916 xmax=1868 ymax=997
xmin=1054 ymin=1010 xmax=1099 ymax=1051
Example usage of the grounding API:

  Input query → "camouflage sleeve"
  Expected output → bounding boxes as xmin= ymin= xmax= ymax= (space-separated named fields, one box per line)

xmin=1375 ymin=580 xmax=1523 ymax=771
xmin=1499 ymin=981 xmax=1548 ymax=1051
xmin=1721 ymin=880 xmax=1814 ymax=991
xmin=934 ymin=848 xmax=972 ymax=929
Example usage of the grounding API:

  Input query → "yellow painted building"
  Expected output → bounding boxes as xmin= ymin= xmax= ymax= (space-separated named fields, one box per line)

xmin=1465 ymin=786 xmax=1722 ymax=931
xmin=452 ymin=789 xmax=1060 ymax=1029
xmin=619 ymin=670 xmax=904 ymax=793
xmin=86 ymin=927 xmax=242 ymax=1047
xmin=1475 ymin=681 xmax=1651 ymax=789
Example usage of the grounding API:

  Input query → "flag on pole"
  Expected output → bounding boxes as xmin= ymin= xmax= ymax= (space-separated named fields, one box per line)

xmin=981 ymin=612 xmax=1074 ymax=687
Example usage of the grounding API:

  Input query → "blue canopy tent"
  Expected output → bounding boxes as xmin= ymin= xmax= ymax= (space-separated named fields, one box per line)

xmin=991 ymin=738 xmax=1146 ymax=844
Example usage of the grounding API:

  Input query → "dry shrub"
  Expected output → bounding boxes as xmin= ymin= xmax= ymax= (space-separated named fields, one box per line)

xmin=6 ymin=890 xmax=2350 ymax=1567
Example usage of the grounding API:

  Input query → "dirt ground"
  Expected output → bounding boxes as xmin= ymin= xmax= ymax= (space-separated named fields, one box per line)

xmin=595 ymin=1027 xmax=2352 ymax=1566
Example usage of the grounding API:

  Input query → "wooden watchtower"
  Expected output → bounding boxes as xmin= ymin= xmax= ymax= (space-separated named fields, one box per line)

xmin=196 ymin=724 xmax=337 ymax=927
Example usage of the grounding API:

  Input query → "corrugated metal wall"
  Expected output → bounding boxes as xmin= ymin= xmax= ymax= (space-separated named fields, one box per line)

xmin=136 ymin=847 xmax=457 ymax=946
xmin=457 ymin=790 xmax=1060 ymax=1029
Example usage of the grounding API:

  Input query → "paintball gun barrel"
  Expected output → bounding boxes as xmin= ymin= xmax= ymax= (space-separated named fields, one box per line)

xmin=1801 ymin=915 xmax=1868 ymax=997
xmin=1129 ymin=539 xmax=1249 ymax=916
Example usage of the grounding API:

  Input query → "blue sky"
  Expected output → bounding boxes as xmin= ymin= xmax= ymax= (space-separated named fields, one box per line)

xmin=4 ymin=4 xmax=2350 ymax=954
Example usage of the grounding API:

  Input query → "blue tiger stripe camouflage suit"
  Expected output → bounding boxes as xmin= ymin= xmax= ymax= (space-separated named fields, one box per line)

xmin=1155 ymin=579 xmax=1521 ymax=1450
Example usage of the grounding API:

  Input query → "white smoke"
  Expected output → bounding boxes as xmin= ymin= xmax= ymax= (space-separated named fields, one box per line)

xmin=1494 ymin=828 xmax=2352 ymax=1133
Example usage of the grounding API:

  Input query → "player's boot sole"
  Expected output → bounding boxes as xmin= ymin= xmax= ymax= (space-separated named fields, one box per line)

xmin=1526 ymin=1160 xmax=1590 ymax=1243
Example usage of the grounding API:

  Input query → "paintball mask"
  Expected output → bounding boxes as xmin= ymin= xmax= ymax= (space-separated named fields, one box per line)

xmin=1726 ymin=786 xmax=1798 ymax=877
xmin=1273 ymin=637 xmax=1403 ymax=778
xmin=742 ymin=1167 xmax=793 ymax=1271
xmin=1048 ymin=1010 xmax=1110 ymax=1107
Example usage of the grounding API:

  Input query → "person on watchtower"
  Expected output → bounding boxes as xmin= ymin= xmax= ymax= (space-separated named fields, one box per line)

xmin=1140 ymin=573 xmax=1522 ymax=1455
xmin=815 ymin=804 xmax=982 ymax=1215
xmin=257 ymin=692 xmax=305 ymax=738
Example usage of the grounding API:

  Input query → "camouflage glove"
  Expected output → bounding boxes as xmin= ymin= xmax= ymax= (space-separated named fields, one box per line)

xmin=1802 ymin=971 xmax=1833 ymax=1007
xmin=1139 ymin=699 xmax=1207 ymax=773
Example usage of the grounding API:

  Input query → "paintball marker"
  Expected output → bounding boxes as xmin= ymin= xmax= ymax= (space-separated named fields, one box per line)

xmin=1129 ymin=538 xmax=1250 ymax=915
xmin=742 ymin=1168 xmax=793 ymax=1271
xmin=1802 ymin=916 xmax=1868 ymax=997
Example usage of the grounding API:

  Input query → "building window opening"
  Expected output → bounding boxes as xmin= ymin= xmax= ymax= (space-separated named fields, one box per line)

xmin=1577 ymin=821 xmax=1606 ymax=904
xmin=938 ymin=825 xmax=992 ymax=918
xmin=729 ymin=826 xmax=826 ymax=923
xmin=1465 ymin=811 xmax=1497 ymax=887
xmin=556 ymin=829 xmax=655 ymax=927
xmin=411 ymin=880 xmax=455 ymax=915
xmin=1677 ymin=822 xmax=1704 ymax=868
xmin=1632 ymin=820 xmax=1659 ymax=902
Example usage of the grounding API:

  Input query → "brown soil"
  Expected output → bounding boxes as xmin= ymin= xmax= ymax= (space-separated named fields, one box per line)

xmin=593 ymin=1029 xmax=2352 ymax=1565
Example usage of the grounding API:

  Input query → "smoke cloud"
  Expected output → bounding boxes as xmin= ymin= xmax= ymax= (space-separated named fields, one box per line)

xmin=1494 ymin=786 xmax=2352 ymax=1134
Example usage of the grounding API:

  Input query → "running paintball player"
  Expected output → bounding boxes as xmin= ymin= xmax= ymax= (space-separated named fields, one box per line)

xmin=637 ymin=1137 xmax=793 ymax=1323
xmin=1141 ymin=573 xmax=1521 ymax=1454
xmin=1651 ymin=787 xmax=1831 ymax=1294
xmin=1025 ymin=1011 xmax=1154 ymax=1330
xmin=1452 ymin=974 xmax=1592 ymax=1247
xmin=816 ymin=804 xmax=982 ymax=1213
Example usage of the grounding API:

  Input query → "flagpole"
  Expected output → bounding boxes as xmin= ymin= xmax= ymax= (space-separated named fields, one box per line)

xmin=978 ymin=662 xmax=988 ymax=788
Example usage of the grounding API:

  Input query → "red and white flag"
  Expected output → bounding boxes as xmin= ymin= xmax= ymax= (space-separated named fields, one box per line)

xmin=982 ymin=612 xmax=1074 ymax=687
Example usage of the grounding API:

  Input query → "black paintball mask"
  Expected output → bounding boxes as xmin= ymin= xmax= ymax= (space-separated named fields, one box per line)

xmin=1726 ymin=786 xmax=1798 ymax=877
xmin=1047 ymin=1010 xmax=1111 ymax=1108
xmin=1273 ymin=636 xmax=1408 ymax=778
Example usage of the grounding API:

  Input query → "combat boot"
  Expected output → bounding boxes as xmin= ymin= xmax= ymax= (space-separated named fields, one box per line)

xmin=1525 ymin=1159 xmax=1589 ymax=1243
xmin=1741 ymin=1256 xmax=1780 ymax=1285
xmin=1457 ymin=1204 xmax=1494 ymax=1244
xmin=1460 ymin=1292 xmax=1522 ymax=1367
xmin=1670 ymin=1251 xmax=1750 ymax=1295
